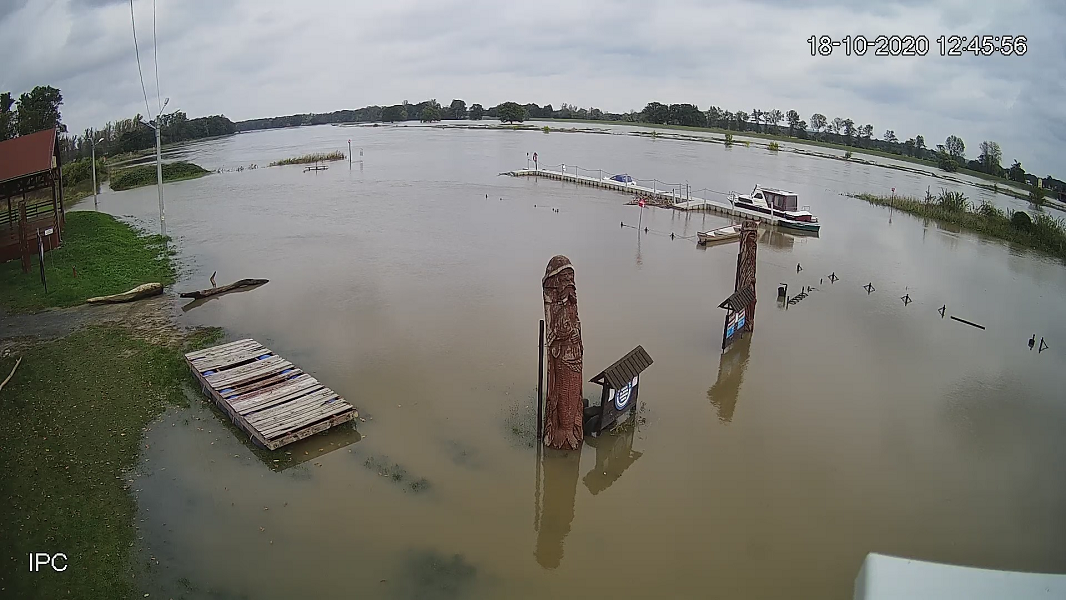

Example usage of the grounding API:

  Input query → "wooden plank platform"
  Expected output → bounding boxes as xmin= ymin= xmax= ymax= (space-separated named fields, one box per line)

xmin=185 ymin=339 xmax=357 ymax=450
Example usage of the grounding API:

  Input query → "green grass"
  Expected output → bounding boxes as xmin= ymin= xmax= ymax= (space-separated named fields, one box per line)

xmin=0 ymin=212 xmax=176 ymax=313
xmin=853 ymin=191 xmax=1066 ymax=261
xmin=109 ymin=161 xmax=209 ymax=191
xmin=0 ymin=325 xmax=222 ymax=599
xmin=268 ymin=151 xmax=346 ymax=166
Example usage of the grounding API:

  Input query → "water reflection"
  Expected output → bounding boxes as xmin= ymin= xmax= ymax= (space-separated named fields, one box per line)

xmin=533 ymin=448 xmax=581 ymax=570
xmin=707 ymin=335 xmax=753 ymax=423
xmin=583 ymin=422 xmax=642 ymax=495
xmin=759 ymin=228 xmax=795 ymax=251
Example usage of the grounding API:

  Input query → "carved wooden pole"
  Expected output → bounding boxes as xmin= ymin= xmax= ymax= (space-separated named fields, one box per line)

xmin=542 ymin=256 xmax=584 ymax=450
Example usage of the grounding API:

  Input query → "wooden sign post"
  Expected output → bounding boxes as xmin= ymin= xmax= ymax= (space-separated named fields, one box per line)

xmin=585 ymin=345 xmax=653 ymax=435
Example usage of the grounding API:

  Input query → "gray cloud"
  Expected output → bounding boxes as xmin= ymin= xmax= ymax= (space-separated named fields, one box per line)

xmin=1 ymin=0 xmax=1063 ymax=175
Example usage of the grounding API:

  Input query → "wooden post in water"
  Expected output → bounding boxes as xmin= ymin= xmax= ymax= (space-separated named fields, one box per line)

xmin=537 ymin=319 xmax=545 ymax=442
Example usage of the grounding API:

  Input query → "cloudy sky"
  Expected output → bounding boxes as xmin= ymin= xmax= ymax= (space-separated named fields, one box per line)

xmin=2 ymin=0 xmax=1064 ymax=175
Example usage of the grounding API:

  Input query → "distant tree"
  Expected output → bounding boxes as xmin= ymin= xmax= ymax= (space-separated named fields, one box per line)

xmin=883 ymin=130 xmax=898 ymax=143
xmin=936 ymin=145 xmax=959 ymax=172
xmin=914 ymin=134 xmax=926 ymax=156
xmin=15 ymin=85 xmax=65 ymax=134
xmin=842 ymin=119 xmax=855 ymax=144
xmin=642 ymin=102 xmax=669 ymax=124
xmin=497 ymin=101 xmax=527 ymax=124
xmin=903 ymin=138 xmax=915 ymax=156
xmin=0 ymin=92 xmax=13 ymax=140
xmin=1008 ymin=160 xmax=1026 ymax=183
xmin=810 ymin=113 xmax=827 ymax=138
xmin=767 ymin=109 xmax=783 ymax=134
xmin=448 ymin=99 xmax=466 ymax=120
xmin=978 ymin=140 xmax=1003 ymax=175
xmin=469 ymin=103 xmax=484 ymax=120
xmin=381 ymin=105 xmax=406 ymax=122
xmin=590 ymin=107 xmax=603 ymax=120
xmin=751 ymin=109 xmax=763 ymax=133
xmin=944 ymin=135 xmax=965 ymax=161
xmin=786 ymin=110 xmax=800 ymax=137
xmin=736 ymin=111 xmax=749 ymax=131
xmin=420 ymin=104 xmax=441 ymax=122
xmin=830 ymin=117 xmax=845 ymax=136
xmin=795 ymin=120 xmax=807 ymax=138
xmin=859 ymin=124 xmax=874 ymax=147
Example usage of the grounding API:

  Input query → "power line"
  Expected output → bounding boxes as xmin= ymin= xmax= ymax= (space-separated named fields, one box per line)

xmin=152 ymin=0 xmax=161 ymax=115
xmin=129 ymin=0 xmax=152 ymax=121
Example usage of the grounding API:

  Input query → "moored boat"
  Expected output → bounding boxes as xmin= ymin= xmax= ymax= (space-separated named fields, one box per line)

xmin=697 ymin=223 xmax=743 ymax=245
xmin=730 ymin=185 xmax=820 ymax=231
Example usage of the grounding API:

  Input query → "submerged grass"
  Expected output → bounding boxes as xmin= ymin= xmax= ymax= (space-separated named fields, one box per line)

xmin=0 ymin=325 xmax=222 ymax=599
xmin=852 ymin=190 xmax=1066 ymax=261
xmin=268 ymin=151 xmax=346 ymax=166
xmin=0 ymin=212 xmax=176 ymax=313
xmin=109 ymin=161 xmax=209 ymax=191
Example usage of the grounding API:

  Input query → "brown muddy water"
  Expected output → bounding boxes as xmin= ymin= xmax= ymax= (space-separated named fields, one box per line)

xmin=86 ymin=123 xmax=1066 ymax=599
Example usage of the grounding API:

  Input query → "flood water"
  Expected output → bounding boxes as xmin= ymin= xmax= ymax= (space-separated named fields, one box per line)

xmin=86 ymin=123 xmax=1066 ymax=599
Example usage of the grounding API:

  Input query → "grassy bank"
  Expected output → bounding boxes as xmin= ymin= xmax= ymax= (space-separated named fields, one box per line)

xmin=0 ymin=325 xmax=221 ymax=599
xmin=852 ymin=191 xmax=1066 ymax=261
xmin=269 ymin=151 xmax=345 ymax=166
xmin=110 ymin=161 xmax=209 ymax=191
xmin=0 ymin=212 xmax=175 ymax=313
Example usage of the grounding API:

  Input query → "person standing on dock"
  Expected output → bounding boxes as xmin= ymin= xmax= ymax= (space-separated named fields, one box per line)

xmin=533 ymin=152 xmax=538 ymax=170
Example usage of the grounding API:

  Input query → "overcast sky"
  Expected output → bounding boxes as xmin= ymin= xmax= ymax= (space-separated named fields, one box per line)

xmin=2 ymin=0 xmax=1063 ymax=175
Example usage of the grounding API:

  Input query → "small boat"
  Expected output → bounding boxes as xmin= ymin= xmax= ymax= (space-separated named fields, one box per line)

xmin=697 ymin=224 xmax=743 ymax=245
xmin=605 ymin=173 xmax=636 ymax=186
xmin=730 ymin=185 xmax=820 ymax=231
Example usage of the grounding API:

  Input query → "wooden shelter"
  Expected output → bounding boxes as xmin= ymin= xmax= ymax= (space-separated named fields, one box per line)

xmin=0 ymin=128 xmax=65 ymax=271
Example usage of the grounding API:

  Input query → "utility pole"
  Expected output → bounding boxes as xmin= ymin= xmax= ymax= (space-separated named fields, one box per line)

xmin=142 ymin=97 xmax=170 ymax=237
xmin=90 ymin=137 xmax=103 ymax=211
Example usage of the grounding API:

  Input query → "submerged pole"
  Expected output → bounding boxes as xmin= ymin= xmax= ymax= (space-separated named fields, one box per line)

xmin=537 ymin=319 xmax=545 ymax=442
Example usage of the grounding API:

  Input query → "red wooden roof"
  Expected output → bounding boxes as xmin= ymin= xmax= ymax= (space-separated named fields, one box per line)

xmin=0 ymin=128 xmax=57 ymax=184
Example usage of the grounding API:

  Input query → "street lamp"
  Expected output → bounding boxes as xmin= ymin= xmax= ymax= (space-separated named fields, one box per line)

xmin=141 ymin=97 xmax=170 ymax=237
xmin=90 ymin=137 xmax=104 ymax=211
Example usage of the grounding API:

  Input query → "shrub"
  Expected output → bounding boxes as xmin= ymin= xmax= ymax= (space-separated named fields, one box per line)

xmin=542 ymin=126 xmax=550 ymax=133
xmin=843 ymin=150 xmax=853 ymax=160
xmin=768 ymin=141 xmax=780 ymax=152
xmin=1029 ymin=185 xmax=1046 ymax=206
xmin=976 ymin=202 xmax=1004 ymax=220
xmin=1011 ymin=210 xmax=1032 ymax=230
xmin=110 ymin=161 xmax=209 ymax=191
xmin=724 ymin=133 xmax=733 ymax=146
xmin=936 ymin=189 xmax=969 ymax=212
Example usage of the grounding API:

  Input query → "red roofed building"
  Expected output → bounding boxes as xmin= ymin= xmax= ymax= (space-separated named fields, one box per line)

xmin=0 ymin=127 xmax=65 ymax=270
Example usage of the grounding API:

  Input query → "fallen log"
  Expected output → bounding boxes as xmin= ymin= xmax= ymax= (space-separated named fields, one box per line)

xmin=179 ymin=278 xmax=268 ymax=299
xmin=86 ymin=282 xmax=164 ymax=304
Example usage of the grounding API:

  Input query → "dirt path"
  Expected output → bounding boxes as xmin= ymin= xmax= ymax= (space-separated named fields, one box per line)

xmin=0 ymin=294 xmax=184 ymax=355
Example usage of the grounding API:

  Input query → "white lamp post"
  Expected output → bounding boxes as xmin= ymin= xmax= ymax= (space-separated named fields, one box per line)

xmin=90 ymin=137 xmax=104 ymax=211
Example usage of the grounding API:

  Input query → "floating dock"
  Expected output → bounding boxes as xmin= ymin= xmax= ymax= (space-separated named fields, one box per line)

xmin=185 ymin=339 xmax=357 ymax=450
xmin=507 ymin=168 xmax=780 ymax=225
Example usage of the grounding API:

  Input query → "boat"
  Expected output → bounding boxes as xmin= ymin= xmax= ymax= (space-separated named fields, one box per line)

xmin=729 ymin=185 xmax=820 ymax=231
xmin=605 ymin=173 xmax=636 ymax=186
xmin=697 ymin=224 xmax=743 ymax=245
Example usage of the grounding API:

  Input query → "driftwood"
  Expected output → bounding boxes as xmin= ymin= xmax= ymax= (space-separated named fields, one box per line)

xmin=0 ymin=356 xmax=22 ymax=394
xmin=86 ymin=282 xmax=164 ymax=304
xmin=179 ymin=278 xmax=268 ymax=299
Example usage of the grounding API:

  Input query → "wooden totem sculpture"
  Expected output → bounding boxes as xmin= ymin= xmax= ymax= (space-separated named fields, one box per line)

xmin=542 ymin=255 xmax=584 ymax=450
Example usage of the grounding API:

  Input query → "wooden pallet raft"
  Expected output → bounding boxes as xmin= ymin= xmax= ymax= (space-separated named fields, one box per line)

xmin=184 ymin=339 xmax=357 ymax=450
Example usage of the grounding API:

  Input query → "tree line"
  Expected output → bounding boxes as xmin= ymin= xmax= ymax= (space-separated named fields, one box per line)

xmin=1 ymin=85 xmax=236 ymax=165
xmin=231 ymin=97 xmax=1048 ymax=186
xmin=3 ymin=84 xmax=1055 ymax=194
